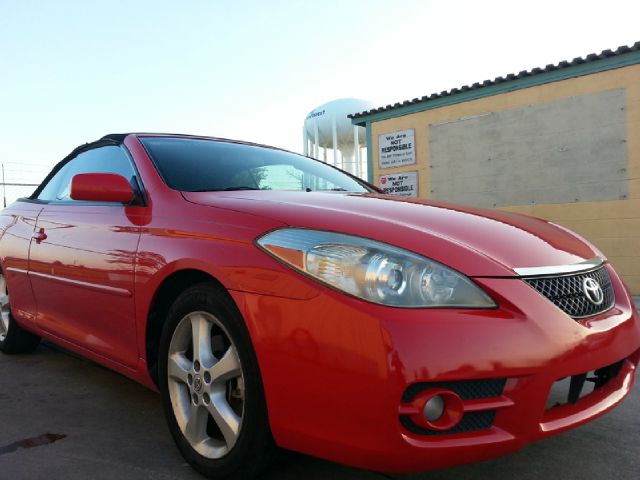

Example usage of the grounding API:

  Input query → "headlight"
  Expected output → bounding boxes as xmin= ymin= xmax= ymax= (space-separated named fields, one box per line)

xmin=256 ymin=228 xmax=496 ymax=308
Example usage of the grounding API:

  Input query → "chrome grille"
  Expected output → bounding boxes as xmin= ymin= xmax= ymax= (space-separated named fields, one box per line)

xmin=524 ymin=266 xmax=614 ymax=318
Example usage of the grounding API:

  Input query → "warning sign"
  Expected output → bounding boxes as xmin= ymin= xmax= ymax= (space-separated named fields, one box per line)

xmin=378 ymin=129 xmax=415 ymax=169
xmin=378 ymin=171 xmax=418 ymax=197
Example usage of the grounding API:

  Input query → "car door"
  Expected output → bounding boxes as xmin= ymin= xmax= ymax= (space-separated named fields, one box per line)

xmin=0 ymin=203 xmax=43 ymax=329
xmin=29 ymin=144 xmax=143 ymax=367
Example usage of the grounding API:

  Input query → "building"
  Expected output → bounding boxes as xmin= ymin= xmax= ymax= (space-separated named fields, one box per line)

xmin=350 ymin=42 xmax=640 ymax=294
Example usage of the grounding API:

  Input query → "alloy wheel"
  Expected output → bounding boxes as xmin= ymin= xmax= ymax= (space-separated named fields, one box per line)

xmin=167 ymin=311 xmax=245 ymax=459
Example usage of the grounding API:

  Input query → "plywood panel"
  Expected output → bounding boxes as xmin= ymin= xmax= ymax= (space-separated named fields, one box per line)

xmin=429 ymin=89 xmax=628 ymax=207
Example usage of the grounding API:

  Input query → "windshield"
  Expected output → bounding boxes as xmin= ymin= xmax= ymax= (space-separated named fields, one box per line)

xmin=139 ymin=137 xmax=373 ymax=193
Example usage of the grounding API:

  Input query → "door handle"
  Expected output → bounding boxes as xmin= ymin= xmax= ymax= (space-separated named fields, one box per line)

xmin=32 ymin=228 xmax=47 ymax=244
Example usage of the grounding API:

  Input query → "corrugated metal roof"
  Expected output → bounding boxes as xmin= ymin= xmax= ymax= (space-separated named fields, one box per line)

xmin=348 ymin=41 xmax=640 ymax=121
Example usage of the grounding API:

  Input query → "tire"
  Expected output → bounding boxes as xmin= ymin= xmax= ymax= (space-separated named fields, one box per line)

xmin=158 ymin=282 xmax=276 ymax=479
xmin=0 ymin=271 xmax=40 ymax=354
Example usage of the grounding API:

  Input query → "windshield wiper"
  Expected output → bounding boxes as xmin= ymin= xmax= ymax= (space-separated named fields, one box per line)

xmin=189 ymin=186 xmax=261 ymax=192
xmin=221 ymin=186 xmax=261 ymax=191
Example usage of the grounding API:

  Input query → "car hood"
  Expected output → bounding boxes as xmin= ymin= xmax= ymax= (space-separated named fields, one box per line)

xmin=182 ymin=191 xmax=602 ymax=277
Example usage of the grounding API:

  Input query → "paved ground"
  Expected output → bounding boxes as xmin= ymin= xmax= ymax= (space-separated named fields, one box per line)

xmin=0 ymin=302 xmax=638 ymax=480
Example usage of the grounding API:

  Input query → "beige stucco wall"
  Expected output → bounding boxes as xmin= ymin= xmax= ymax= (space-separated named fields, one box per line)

xmin=370 ymin=64 xmax=640 ymax=293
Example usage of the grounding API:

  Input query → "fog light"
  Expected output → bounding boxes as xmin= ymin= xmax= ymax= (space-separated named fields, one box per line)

xmin=423 ymin=394 xmax=445 ymax=422
xmin=407 ymin=389 xmax=465 ymax=431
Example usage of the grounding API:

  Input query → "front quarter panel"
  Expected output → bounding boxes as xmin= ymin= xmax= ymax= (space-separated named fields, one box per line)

xmin=132 ymin=203 xmax=326 ymax=359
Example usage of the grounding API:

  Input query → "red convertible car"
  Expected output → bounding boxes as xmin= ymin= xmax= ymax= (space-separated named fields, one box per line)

xmin=0 ymin=133 xmax=638 ymax=479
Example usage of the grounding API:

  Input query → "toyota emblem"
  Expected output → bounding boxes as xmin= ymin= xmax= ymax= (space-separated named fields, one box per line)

xmin=582 ymin=277 xmax=604 ymax=305
xmin=193 ymin=376 xmax=203 ymax=393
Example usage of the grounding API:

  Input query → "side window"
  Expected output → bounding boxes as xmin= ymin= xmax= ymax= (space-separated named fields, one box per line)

xmin=37 ymin=146 xmax=136 ymax=203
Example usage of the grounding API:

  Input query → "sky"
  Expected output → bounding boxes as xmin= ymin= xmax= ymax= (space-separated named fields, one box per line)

xmin=1 ymin=0 xmax=639 ymax=203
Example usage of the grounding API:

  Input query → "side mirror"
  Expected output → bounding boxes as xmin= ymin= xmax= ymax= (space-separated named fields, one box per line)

xmin=70 ymin=173 xmax=135 ymax=204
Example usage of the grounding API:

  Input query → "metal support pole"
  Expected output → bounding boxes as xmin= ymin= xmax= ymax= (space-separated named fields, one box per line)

xmin=313 ymin=119 xmax=319 ymax=159
xmin=354 ymin=126 xmax=361 ymax=178
xmin=2 ymin=164 xmax=6 ymax=208
xmin=332 ymin=117 xmax=338 ymax=167
xmin=303 ymin=126 xmax=309 ymax=156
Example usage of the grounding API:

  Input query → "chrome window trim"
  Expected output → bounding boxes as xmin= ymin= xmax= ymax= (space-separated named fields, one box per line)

xmin=513 ymin=256 xmax=604 ymax=278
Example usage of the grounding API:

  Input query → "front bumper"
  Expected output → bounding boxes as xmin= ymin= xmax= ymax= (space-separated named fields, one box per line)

xmin=233 ymin=263 xmax=640 ymax=473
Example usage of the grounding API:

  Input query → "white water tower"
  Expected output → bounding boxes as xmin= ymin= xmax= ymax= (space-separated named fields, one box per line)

xmin=303 ymin=98 xmax=375 ymax=179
